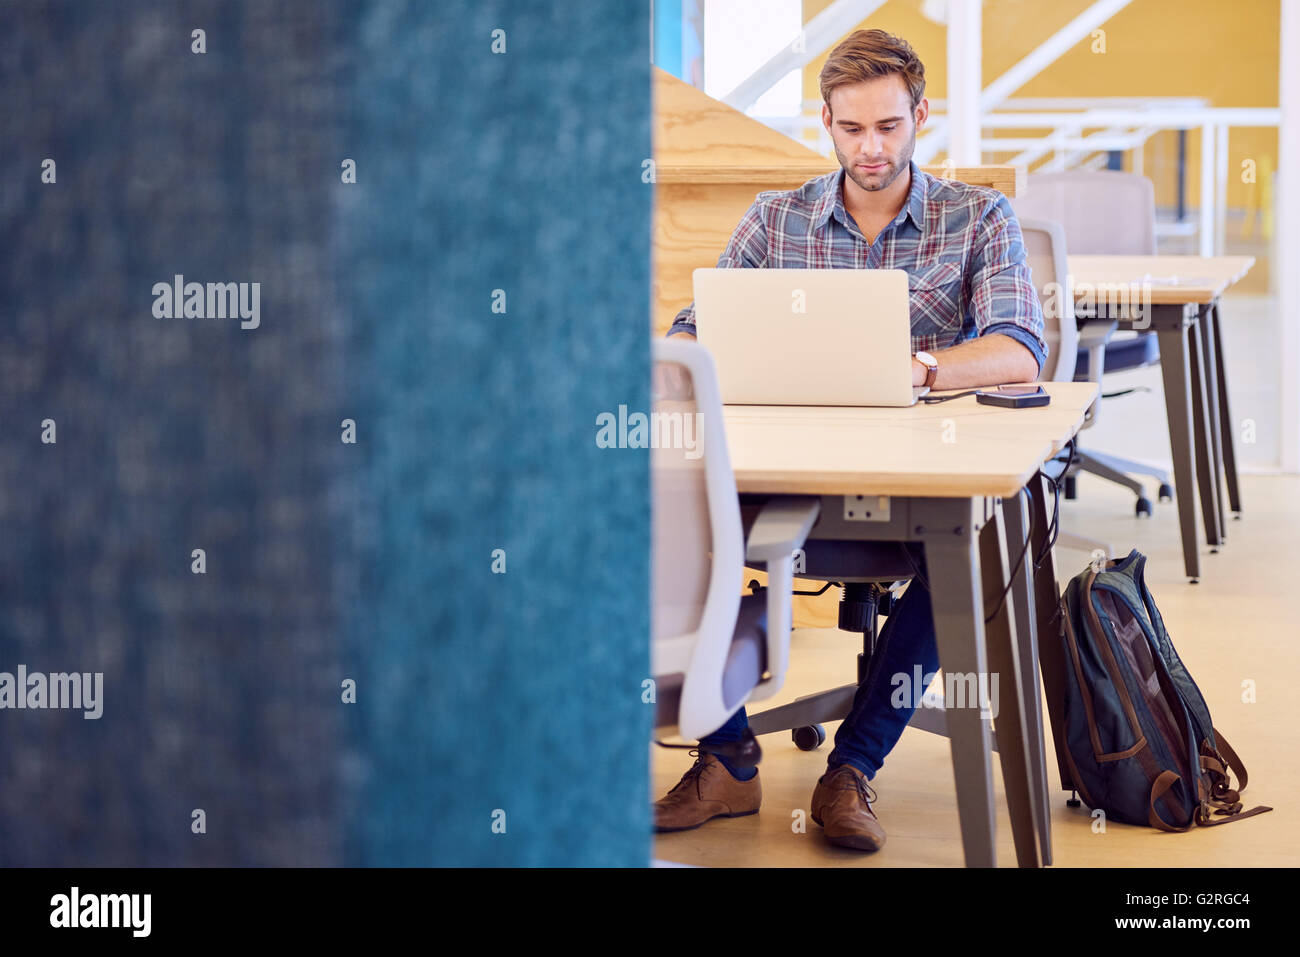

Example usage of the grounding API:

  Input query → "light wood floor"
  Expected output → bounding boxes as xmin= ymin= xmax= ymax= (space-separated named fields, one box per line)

xmin=652 ymin=473 xmax=1300 ymax=867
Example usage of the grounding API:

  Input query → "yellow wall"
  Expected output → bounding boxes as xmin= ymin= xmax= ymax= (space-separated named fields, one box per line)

xmin=799 ymin=0 xmax=1279 ymax=212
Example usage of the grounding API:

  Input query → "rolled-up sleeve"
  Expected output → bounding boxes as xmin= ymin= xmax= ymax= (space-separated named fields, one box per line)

xmin=966 ymin=194 xmax=1048 ymax=376
xmin=666 ymin=200 xmax=770 ymax=339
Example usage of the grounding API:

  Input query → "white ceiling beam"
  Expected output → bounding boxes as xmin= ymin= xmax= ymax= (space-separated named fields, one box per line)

xmin=947 ymin=0 xmax=983 ymax=165
xmin=979 ymin=0 xmax=1134 ymax=111
xmin=1001 ymin=124 xmax=1152 ymax=169
xmin=920 ymin=0 xmax=1133 ymax=159
xmin=986 ymin=133 xmax=1141 ymax=152
xmin=926 ymin=96 xmax=1207 ymax=110
xmin=975 ymin=108 xmax=1281 ymax=127
xmin=914 ymin=117 xmax=949 ymax=165
xmin=722 ymin=0 xmax=888 ymax=112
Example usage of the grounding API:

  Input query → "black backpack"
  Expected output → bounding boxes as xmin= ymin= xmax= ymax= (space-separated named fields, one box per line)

xmin=1056 ymin=550 xmax=1271 ymax=830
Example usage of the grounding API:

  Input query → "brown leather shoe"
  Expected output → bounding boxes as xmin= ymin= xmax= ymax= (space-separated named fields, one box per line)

xmin=810 ymin=764 xmax=887 ymax=851
xmin=654 ymin=752 xmax=761 ymax=832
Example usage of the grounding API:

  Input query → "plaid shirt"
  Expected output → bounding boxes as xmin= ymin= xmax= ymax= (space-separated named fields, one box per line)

xmin=668 ymin=162 xmax=1047 ymax=375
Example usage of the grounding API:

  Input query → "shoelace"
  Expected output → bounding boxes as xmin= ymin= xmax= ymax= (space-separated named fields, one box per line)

xmin=829 ymin=768 xmax=878 ymax=808
xmin=668 ymin=750 xmax=710 ymax=798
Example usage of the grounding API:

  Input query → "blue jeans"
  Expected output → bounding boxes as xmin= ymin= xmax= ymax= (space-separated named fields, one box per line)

xmin=702 ymin=570 xmax=940 ymax=781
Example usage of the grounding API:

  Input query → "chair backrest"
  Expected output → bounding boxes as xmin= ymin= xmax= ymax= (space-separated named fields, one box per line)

xmin=1012 ymin=171 xmax=1157 ymax=255
xmin=651 ymin=338 xmax=746 ymax=739
xmin=1018 ymin=218 xmax=1079 ymax=383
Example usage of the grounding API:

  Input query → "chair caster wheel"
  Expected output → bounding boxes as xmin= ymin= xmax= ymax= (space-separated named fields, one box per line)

xmin=1066 ymin=797 xmax=1082 ymax=808
xmin=1064 ymin=476 xmax=1077 ymax=500
xmin=1158 ymin=483 xmax=1174 ymax=502
xmin=792 ymin=725 xmax=826 ymax=751
xmin=1135 ymin=497 xmax=1153 ymax=518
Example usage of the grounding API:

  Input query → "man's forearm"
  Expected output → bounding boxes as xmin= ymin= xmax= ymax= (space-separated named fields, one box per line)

xmin=665 ymin=326 xmax=1034 ymax=387
xmin=913 ymin=334 xmax=1039 ymax=390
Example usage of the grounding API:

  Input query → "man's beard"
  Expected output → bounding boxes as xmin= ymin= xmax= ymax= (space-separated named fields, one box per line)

xmin=835 ymin=124 xmax=916 ymax=193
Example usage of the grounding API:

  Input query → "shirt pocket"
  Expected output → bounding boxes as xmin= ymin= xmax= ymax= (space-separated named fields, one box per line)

xmin=904 ymin=261 xmax=965 ymax=339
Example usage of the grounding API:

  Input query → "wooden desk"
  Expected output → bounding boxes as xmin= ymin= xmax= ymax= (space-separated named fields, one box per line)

xmin=1068 ymin=255 xmax=1254 ymax=581
xmin=724 ymin=383 xmax=1097 ymax=497
xmin=1069 ymin=255 xmax=1255 ymax=304
xmin=727 ymin=382 xmax=1099 ymax=867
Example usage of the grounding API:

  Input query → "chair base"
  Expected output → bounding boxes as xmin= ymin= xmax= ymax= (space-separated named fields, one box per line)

xmin=746 ymin=678 xmax=1000 ymax=751
xmin=1072 ymin=449 xmax=1170 ymax=498
xmin=1056 ymin=531 xmax=1114 ymax=559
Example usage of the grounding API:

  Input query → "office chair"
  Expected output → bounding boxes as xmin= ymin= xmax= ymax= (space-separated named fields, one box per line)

xmin=1020 ymin=218 xmax=1081 ymax=386
xmin=650 ymin=338 xmax=819 ymax=762
xmin=738 ymin=526 xmax=921 ymax=751
xmin=1012 ymin=171 xmax=1173 ymax=516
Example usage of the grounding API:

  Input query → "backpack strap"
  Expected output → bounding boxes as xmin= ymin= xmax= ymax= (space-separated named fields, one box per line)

xmin=1199 ymin=755 xmax=1238 ymax=804
xmin=1149 ymin=762 xmax=1273 ymax=832
xmin=1148 ymin=771 xmax=1194 ymax=832
xmin=1209 ymin=727 xmax=1249 ymax=792
xmin=1193 ymin=729 xmax=1273 ymax=826
xmin=1195 ymin=803 xmax=1272 ymax=826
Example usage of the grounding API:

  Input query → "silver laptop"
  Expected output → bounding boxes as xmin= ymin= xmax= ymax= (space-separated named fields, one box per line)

xmin=692 ymin=268 xmax=927 ymax=406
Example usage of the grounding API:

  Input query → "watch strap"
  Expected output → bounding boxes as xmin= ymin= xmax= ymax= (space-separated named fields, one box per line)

xmin=916 ymin=352 xmax=938 ymax=389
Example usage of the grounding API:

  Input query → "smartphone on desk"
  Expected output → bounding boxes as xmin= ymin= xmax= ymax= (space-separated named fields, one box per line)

xmin=975 ymin=384 xmax=1050 ymax=408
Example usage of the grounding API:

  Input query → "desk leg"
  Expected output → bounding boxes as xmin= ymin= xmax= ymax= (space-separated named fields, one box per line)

xmin=1197 ymin=306 xmax=1229 ymax=540
xmin=980 ymin=501 xmax=1039 ymax=868
xmin=1189 ymin=310 xmax=1224 ymax=548
xmin=1028 ymin=474 xmax=1073 ymax=799
xmin=1000 ymin=489 xmax=1051 ymax=866
xmin=1196 ymin=308 xmax=1227 ymax=538
xmin=1155 ymin=308 xmax=1203 ymax=581
xmin=921 ymin=512 xmax=996 ymax=868
xmin=1209 ymin=303 xmax=1243 ymax=516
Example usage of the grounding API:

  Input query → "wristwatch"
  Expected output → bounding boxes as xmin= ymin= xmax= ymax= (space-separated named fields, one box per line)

xmin=914 ymin=350 xmax=939 ymax=389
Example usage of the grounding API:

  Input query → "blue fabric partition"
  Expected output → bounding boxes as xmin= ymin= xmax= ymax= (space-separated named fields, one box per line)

xmin=0 ymin=0 xmax=650 ymax=867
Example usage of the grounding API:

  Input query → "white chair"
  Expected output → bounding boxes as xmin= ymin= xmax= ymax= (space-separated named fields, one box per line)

xmin=1013 ymin=172 xmax=1172 ymax=516
xmin=650 ymin=338 xmax=819 ymax=746
xmin=1020 ymin=217 xmax=1112 ymax=559
xmin=1020 ymin=217 xmax=1081 ymax=384
xmin=1013 ymin=170 xmax=1156 ymax=255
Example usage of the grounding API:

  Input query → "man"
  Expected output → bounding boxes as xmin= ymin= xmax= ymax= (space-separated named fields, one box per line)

xmin=657 ymin=28 xmax=1046 ymax=852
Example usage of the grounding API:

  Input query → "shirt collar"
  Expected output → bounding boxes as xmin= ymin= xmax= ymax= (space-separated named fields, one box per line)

xmin=901 ymin=161 xmax=927 ymax=229
xmin=816 ymin=161 xmax=928 ymax=233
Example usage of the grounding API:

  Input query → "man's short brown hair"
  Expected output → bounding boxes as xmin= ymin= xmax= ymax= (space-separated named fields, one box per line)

xmin=819 ymin=29 xmax=926 ymax=113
